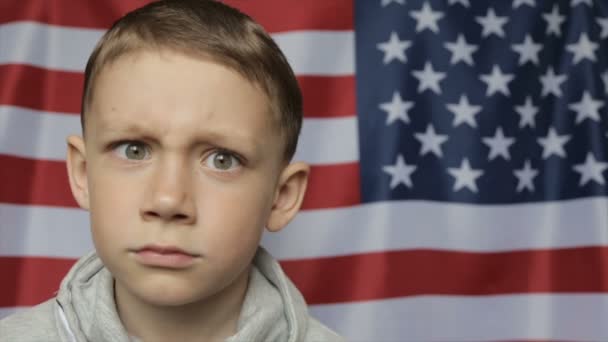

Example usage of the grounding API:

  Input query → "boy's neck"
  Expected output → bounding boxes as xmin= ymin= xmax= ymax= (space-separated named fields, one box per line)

xmin=114 ymin=267 xmax=251 ymax=342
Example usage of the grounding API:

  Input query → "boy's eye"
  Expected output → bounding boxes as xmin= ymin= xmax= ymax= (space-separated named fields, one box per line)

xmin=114 ymin=142 xmax=150 ymax=160
xmin=205 ymin=151 xmax=241 ymax=171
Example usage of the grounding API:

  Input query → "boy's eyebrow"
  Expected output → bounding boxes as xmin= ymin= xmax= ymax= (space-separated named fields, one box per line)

xmin=97 ymin=121 xmax=263 ymax=153
xmin=98 ymin=121 xmax=146 ymax=135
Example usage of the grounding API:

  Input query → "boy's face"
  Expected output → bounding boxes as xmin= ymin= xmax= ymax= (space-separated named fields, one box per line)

xmin=66 ymin=50 xmax=308 ymax=307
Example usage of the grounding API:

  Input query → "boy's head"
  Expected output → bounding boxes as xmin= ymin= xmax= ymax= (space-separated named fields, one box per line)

xmin=66 ymin=0 xmax=309 ymax=311
xmin=81 ymin=0 xmax=302 ymax=161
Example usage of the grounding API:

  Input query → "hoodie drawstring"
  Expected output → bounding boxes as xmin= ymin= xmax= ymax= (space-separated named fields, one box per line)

xmin=55 ymin=301 xmax=77 ymax=342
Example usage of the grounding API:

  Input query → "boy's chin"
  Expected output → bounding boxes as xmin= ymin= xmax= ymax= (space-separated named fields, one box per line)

xmin=116 ymin=276 xmax=214 ymax=307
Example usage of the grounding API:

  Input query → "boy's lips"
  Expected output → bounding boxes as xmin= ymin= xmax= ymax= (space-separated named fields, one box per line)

xmin=131 ymin=245 xmax=201 ymax=268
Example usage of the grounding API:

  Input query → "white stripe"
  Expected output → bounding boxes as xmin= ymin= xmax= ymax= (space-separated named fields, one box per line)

xmin=272 ymin=31 xmax=354 ymax=75
xmin=0 ymin=106 xmax=81 ymax=161
xmin=269 ymin=197 xmax=608 ymax=259
xmin=0 ymin=22 xmax=354 ymax=75
xmin=0 ymin=306 xmax=26 ymax=320
xmin=0 ymin=105 xmax=356 ymax=164
xmin=2 ymin=198 xmax=607 ymax=259
xmin=310 ymin=294 xmax=608 ymax=341
xmin=0 ymin=204 xmax=93 ymax=258
xmin=293 ymin=117 xmax=358 ymax=164
xmin=0 ymin=22 xmax=100 ymax=72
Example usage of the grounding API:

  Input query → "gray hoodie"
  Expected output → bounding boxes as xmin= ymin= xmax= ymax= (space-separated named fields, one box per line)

xmin=0 ymin=248 xmax=343 ymax=342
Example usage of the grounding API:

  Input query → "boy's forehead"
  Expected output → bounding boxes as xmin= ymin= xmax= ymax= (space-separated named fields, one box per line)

xmin=93 ymin=50 xmax=278 ymax=124
xmin=87 ymin=51 xmax=282 ymax=156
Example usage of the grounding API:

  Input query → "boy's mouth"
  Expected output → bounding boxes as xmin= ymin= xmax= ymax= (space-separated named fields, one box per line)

xmin=131 ymin=245 xmax=201 ymax=268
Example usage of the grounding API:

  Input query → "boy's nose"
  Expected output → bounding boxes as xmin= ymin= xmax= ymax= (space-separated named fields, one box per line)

xmin=140 ymin=159 xmax=196 ymax=225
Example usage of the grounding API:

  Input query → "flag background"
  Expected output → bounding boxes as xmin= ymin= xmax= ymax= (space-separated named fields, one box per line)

xmin=1 ymin=0 xmax=608 ymax=341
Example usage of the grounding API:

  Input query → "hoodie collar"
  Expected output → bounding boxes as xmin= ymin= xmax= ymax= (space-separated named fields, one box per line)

xmin=55 ymin=248 xmax=309 ymax=342
xmin=55 ymin=251 xmax=132 ymax=341
xmin=227 ymin=248 xmax=309 ymax=342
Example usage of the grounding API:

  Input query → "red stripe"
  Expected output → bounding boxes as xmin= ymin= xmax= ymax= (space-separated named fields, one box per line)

xmin=281 ymin=247 xmax=608 ymax=305
xmin=0 ymin=155 xmax=359 ymax=210
xmin=0 ymin=155 xmax=77 ymax=208
xmin=0 ymin=0 xmax=353 ymax=32
xmin=0 ymin=257 xmax=74 ymax=307
xmin=223 ymin=0 xmax=353 ymax=32
xmin=0 ymin=65 xmax=354 ymax=118
xmin=0 ymin=65 xmax=83 ymax=115
xmin=0 ymin=0 xmax=151 ymax=29
xmin=301 ymin=162 xmax=361 ymax=210
xmin=3 ymin=247 xmax=608 ymax=307
xmin=300 ymin=76 xmax=355 ymax=118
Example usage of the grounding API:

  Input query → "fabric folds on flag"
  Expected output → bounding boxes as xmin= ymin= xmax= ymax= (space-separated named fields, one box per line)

xmin=1 ymin=0 xmax=608 ymax=340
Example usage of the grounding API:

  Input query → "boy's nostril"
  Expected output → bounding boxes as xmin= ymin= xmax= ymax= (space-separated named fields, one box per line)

xmin=174 ymin=213 xmax=190 ymax=221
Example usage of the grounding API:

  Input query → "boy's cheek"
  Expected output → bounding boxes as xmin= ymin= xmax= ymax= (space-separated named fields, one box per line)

xmin=87 ymin=172 xmax=142 ymax=223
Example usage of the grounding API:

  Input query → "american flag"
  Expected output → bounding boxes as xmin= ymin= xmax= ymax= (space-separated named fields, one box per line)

xmin=1 ymin=0 xmax=608 ymax=340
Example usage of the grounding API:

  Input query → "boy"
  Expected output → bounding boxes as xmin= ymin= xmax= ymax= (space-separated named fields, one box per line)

xmin=0 ymin=0 xmax=343 ymax=341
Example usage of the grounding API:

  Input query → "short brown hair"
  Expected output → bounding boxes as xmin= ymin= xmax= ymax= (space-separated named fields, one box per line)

xmin=81 ymin=0 xmax=302 ymax=161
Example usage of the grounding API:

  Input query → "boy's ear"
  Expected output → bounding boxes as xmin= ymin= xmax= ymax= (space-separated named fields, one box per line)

xmin=66 ymin=135 xmax=90 ymax=210
xmin=266 ymin=162 xmax=310 ymax=232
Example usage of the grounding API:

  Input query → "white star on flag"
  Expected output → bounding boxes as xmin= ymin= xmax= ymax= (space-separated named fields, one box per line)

xmin=540 ymin=67 xmax=567 ymax=97
xmin=447 ymin=159 xmax=484 ymax=193
xmin=513 ymin=0 xmax=535 ymax=8
xmin=542 ymin=5 xmax=565 ymax=37
xmin=571 ymin=0 xmax=592 ymax=6
xmin=377 ymin=31 xmax=411 ymax=64
xmin=379 ymin=91 xmax=414 ymax=125
xmin=597 ymin=17 xmax=608 ymax=39
xmin=383 ymin=154 xmax=417 ymax=189
xmin=538 ymin=127 xmax=571 ymax=159
xmin=482 ymin=127 xmax=516 ymax=161
xmin=448 ymin=0 xmax=469 ymax=7
xmin=512 ymin=34 xmax=542 ymax=65
xmin=515 ymin=96 xmax=538 ymax=128
xmin=410 ymin=2 xmax=444 ymax=34
xmin=513 ymin=160 xmax=539 ymax=192
xmin=480 ymin=65 xmax=514 ymax=96
xmin=412 ymin=62 xmax=446 ymax=94
xmin=447 ymin=94 xmax=482 ymax=128
xmin=573 ymin=153 xmax=608 ymax=186
xmin=381 ymin=0 xmax=405 ymax=7
xmin=476 ymin=8 xmax=508 ymax=38
xmin=444 ymin=34 xmax=478 ymax=65
xmin=568 ymin=91 xmax=604 ymax=124
xmin=414 ymin=124 xmax=449 ymax=157
xmin=602 ymin=71 xmax=608 ymax=95
xmin=566 ymin=33 xmax=598 ymax=64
